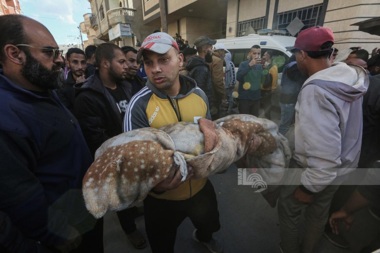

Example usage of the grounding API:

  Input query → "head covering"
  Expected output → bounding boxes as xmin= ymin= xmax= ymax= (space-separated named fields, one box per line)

xmin=137 ymin=32 xmax=179 ymax=60
xmin=194 ymin=36 xmax=216 ymax=49
xmin=182 ymin=47 xmax=197 ymax=57
xmin=214 ymin=43 xmax=229 ymax=53
xmin=287 ymin=26 xmax=334 ymax=52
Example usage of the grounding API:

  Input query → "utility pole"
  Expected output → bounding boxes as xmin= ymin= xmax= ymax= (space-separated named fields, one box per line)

xmin=159 ymin=0 xmax=168 ymax=32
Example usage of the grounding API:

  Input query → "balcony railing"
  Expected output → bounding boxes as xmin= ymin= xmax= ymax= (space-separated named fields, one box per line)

xmin=107 ymin=7 xmax=136 ymax=27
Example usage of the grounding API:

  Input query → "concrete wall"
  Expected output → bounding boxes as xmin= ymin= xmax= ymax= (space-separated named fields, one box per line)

xmin=238 ymin=0 xmax=267 ymax=21
xmin=277 ymin=0 xmax=322 ymax=13
xmin=167 ymin=0 xmax=196 ymax=13
xmin=226 ymin=0 xmax=238 ymax=38
xmin=324 ymin=0 xmax=380 ymax=55
xmin=142 ymin=0 xmax=159 ymax=20
xmin=182 ymin=16 xmax=223 ymax=45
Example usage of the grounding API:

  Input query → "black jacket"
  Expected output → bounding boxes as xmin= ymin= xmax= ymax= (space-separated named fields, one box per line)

xmin=0 ymin=71 xmax=93 ymax=251
xmin=126 ymin=75 xmax=146 ymax=96
xmin=186 ymin=56 xmax=213 ymax=104
xmin=74 ymin=72 xmax=133 ymax=156
xmin=56 ymin=71 xmax=82 ymax=112
xmin=359 ymin=74 xmax=380 ymax=167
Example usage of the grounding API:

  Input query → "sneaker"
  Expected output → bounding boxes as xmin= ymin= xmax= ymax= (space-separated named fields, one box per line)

xmin=192 ymin=229 xmax=223 ymax=253
xmin=369 ymin=207 xmax=380 ymax=221
xmin=278 ymin=243 xmax=284 ymax=253
xmin=126 ymin=229 xmax=147 ymax=249
xmin=323 ymin=230 xmax=349 ymax=249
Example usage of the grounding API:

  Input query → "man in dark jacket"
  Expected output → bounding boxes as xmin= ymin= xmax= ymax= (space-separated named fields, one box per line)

xmin=74 ymin=43 xmax=147 ymax=249
xmin=0 ymin=15 xmax=100 ymax=252
xmin=85 ymin=45 xmax=97 ymax=78
xmin=56 ymin=47 xmax=87 ymax=111
xmin=186 ymin=36 xmax=216 ymax=118
xmin=278 ymin=58 xmax=307 ymax=135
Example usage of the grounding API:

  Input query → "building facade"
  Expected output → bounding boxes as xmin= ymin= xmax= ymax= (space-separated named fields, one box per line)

xmin=83 ymin=0 xmax=150 ymax=47
xmin=0 ymin=0 xmax=21 ymax=15
xmin=224 ymin=0 xmax=380 ymax=54
xmin=83 ymin=0 xmax=380 ymax=54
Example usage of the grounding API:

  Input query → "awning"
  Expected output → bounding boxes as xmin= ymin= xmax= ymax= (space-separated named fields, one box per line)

xmin=351 ymin=17 xmax=380 ymax=36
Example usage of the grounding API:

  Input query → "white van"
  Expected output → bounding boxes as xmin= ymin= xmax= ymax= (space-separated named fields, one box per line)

xmin=217 ymin=34 xmax=295 ymax=74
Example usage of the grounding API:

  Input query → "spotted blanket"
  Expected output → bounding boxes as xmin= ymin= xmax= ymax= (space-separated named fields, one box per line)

xmin=83 ymin=114 xmax=291 ymax=218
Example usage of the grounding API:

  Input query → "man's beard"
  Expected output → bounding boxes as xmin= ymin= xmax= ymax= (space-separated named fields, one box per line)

xmin=205 ymin=51 xmax=213 ymax=63
xmin=21 ymin=50 xmax=62 ymax=90
xmin=109 ymin=67 xmax=126 ymax=84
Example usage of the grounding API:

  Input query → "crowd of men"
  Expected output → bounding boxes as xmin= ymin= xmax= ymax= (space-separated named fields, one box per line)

xmin=0 ymin=13 xmax=380 ymax=253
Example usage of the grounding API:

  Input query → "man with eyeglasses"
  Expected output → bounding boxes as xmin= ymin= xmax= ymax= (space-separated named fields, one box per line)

xmin=0 ymin=15 xmax=103 ymax=252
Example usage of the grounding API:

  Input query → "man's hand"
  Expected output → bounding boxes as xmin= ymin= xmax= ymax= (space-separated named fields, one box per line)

xmin=371 ymin=47 xmax=380 ymax=56
xmin=75 ymin=75 xmax=86 ymax=84
xmin=329 ymin=209 xmax=354 ymax=235
xmin=293 ymin=186 xmax=314 ymax=204
xmin=248 ymin=58 xmax=261 ymax=67
xmin=152 ymin=166 xmax=193 ymax=193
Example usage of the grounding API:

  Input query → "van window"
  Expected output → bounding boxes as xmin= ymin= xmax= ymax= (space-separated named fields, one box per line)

xmin=229 ymin=48 xmax=290 ymax=73
xmin=229 ymin=49 xmax=248 ymax=68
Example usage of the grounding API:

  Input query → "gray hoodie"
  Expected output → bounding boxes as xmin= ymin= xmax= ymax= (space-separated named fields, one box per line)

xmin=293 ymin=62 xmax=369 ymax=192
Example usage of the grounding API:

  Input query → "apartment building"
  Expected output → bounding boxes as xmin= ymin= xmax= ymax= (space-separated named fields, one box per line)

xmin=82 ymin=0 xmax=148 ymax=47
xmin=83 ymin=0 xmax=380 ymax=53
xmin=0 ymin=0 xmax=21 ymax=15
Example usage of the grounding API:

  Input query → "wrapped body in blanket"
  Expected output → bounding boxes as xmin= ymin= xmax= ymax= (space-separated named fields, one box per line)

xmin=83 ymin=114 xmax=291 ymax=218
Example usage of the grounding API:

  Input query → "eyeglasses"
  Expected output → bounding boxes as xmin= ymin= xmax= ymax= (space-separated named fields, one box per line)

xmin=15 ymin=44 xmax=63 ymax=59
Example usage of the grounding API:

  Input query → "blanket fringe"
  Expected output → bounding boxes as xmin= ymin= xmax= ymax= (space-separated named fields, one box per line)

xmin=173 ymin=151 xmax=187 ymax=181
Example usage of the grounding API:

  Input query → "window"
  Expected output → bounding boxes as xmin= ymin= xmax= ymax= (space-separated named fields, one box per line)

xmin=237 ymin=17 xmax=265 ymax=37
xmin=229 ymin=48 xmax=290 ymax=74
xmin=99 ymin=5 xmax=105 ymax=20
xmin=276 ymin=4 xmax=323 ymax=35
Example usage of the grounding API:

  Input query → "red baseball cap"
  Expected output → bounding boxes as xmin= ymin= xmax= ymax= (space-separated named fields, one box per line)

xmin=287 ymin=26 xmax=334 ymax=52
xmin=137 ymin=32 xmax=180 ymax=60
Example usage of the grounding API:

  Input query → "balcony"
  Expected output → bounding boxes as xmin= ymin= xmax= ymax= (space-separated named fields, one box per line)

xmin=90 ymin=14 xmax=98 ymax=30
xmin=107 ymin=7 xmax=136 ymax=27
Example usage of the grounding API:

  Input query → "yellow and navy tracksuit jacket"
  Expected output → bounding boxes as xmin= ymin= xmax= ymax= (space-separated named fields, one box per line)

xmin=123 ymin=75 xmax=211 ymax=200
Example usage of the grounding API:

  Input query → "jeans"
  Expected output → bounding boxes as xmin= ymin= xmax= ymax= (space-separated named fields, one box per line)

xmin=238 ymin=99 xmax=260 ymax=117
xmin=278 ymin=164 xmax=339 ymax=253
xmin=261 ymin=90 xmax=272 ymax=119
xmin=279 ymin=103 xmax=296 ymax=135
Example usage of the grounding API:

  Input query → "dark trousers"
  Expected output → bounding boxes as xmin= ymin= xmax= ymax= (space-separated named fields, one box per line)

xmin=238 ymin=99 xmax=260 ymax=117
xmin=116 ymin=207 xmax=138 ymax=234
xmin=72 ymin=218 xmax=103 ymax=253
xmin=261 ymin=90 xmax=272 ymax=119
xmin=143 ymin=180 xmax=220 ymax=253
